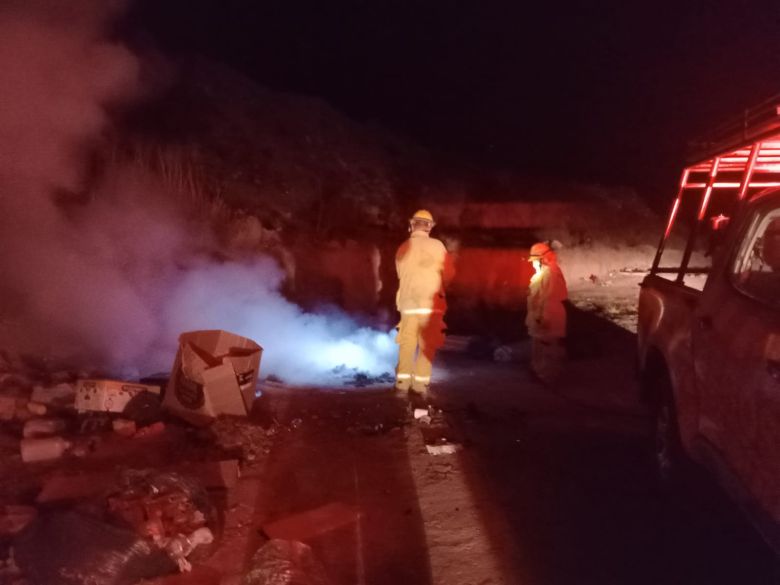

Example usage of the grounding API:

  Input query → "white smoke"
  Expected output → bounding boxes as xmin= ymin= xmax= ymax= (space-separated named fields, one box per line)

xmin=0 ymin=1 xmax=397 ymax=385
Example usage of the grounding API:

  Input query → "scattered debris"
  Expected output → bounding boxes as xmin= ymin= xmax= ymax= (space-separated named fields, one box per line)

xmin=107 ymin=471 xmax=219 ymax=572
xmin=163 ymin=330 xmax=262 ymax=426
xmin=413 ymin=408 xmax=432 ymax=424
xmin=210 ymin=417 xmax=273 ymax=464
xmin=133 ymin=421 xmax=166 ymax=439
xmin=413 ymin=408 xmax=429 ymax=420
xmin=31 ymin=383 xmax=75 ymax=407
xmin=242 ymin=539 xmax=330 ymax=585
xmin=0 ymin=395 xmax=16 ymax=421
xmin=22 ymin=417 xmax=67 ymax=438
xmin=0 ymin=505 xmax=37 ymax=536
xmin=37 ymin=471 xmax=116 ymax=504
xmin=14 ymin=510 xmax=175 ymax=585
xmin=336 ymin=368 xmax=394 ymax=387
xmin=0 ymin=546 xmax=22 ymax=583
xmin=26 ymin=401 xmax=47 ymax=416
xmin=493 ymin=345 xmax=513 ymax=362
xmin=20 ymin=436 xmax=71 ymax=462
xmin=425 ymin=443 xmax=462 ymax=456
xmin=112 ymin=418 xmax=137 ymax=437
xmin=75 ymin=379 xmax=160 ymax=414
xmin=164 ymin=527 xmax=215 ymax=572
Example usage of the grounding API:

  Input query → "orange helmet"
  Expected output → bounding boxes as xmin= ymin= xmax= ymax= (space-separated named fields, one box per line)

xmin=528 ymin=242 xmax=552 ymax=261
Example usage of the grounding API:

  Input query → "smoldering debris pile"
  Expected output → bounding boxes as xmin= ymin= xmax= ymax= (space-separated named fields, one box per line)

xmin=0 ymin=328 xmax=284 ymax=585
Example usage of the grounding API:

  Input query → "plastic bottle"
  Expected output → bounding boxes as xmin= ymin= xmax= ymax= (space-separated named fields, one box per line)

xmin=20 ymin=437 xmax=71 ymax=462
xmin=22 ymin=418 xmax=67 ymax=438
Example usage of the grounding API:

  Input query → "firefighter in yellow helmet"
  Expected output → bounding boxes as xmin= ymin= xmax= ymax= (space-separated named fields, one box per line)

xmin=526 ymin=241 xmax=568 ymax=384
xmin=394 ymin=209 xmax=452 ymax=398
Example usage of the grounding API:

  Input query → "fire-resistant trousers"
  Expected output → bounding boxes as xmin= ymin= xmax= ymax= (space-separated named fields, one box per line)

xmin=395 ymin=312 xmax=445 ymax=393
xmin=531 ymin=336 xmax=566 ymax=385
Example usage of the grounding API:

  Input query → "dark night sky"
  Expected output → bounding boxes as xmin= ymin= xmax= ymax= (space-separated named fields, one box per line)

xmin=129 ymin=0 xmax=780 ymax=201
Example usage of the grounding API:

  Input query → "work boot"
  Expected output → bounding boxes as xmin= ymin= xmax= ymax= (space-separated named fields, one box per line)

xmin=394 ymin=379 xmax=411 ymax=399
xmin=407 ymin=388 xmax=429 ymax=410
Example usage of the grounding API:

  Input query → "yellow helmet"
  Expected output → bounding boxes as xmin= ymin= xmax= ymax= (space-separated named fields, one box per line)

xmin=411 ymin=209 xmax=434 ymax=222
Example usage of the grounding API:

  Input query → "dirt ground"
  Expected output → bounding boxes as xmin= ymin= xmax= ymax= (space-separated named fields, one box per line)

xmin=228 ymin=279 xmax=777 ymax=585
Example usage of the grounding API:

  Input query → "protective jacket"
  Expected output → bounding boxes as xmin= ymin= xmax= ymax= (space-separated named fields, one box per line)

xmin=395 ymin=231 xmax=448 ymax=313
xmin=526 ymin=261 xmax=568 ymax=339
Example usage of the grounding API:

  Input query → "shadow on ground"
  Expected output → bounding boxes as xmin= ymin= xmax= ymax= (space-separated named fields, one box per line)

xmin=445 ymin=303 xmax=778 ymax=585
xmin=250 ymin=389 xmax=433 ymax=585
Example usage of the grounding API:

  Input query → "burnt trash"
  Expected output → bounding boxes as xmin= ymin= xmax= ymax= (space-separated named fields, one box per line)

xmin=131 ymin=421 xmax=165 ymax=439
xmin=242 ymin=539 xmax=330 ymax=585
xmin=425 ymin=443 xmax=462 ymax=455
xmin=22 ymin=417 xmax=68 ymax=438
xmin=163 ymin=330 xmax=263 ymax=427
xmin=120 ymin=390 xmax=163 ymax=426
xmin=0 ymin=395 xmax=16 ymax=421
xmin=0 ymin=505 xmax=37 ymax=536
xmin=75 ymin=379 xmax=161 ymax=417
xmin=111 ymin=419 xmax=136 ymax=437
xmin=336 ymin=369 xmax=394 ymax=388
xmin=210 ymin=416 xmax=274 ymax=464
xmin=30 ymin=383 xmax=76 ymax=408
xmin=26 ymin=401 xmax=47 ymax=416
xmin=20 ymin=436 xmax=72 ymax=462
xmin=14 ymin=510 xmax=175 ymax=585
xmin=105 ymin=470 xmax=221 ymax=570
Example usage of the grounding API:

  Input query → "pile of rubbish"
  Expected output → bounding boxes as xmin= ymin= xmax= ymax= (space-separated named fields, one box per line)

xmin=0 ymin=330 xmax=271 ymax=585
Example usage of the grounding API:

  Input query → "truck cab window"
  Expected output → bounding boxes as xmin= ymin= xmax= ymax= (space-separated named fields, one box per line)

xmin=732 ymin=207 xmax=780 ymax=307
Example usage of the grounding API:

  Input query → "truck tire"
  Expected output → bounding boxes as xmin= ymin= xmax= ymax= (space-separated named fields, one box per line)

xmin=640 ymin=352 xmax=686 ymax=488
xmin=655 ymin=388 xmax=683 ymax=487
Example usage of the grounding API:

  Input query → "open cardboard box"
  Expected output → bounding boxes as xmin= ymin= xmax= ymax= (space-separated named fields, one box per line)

xmin=163 ymin=330 xmax=263 ymax=426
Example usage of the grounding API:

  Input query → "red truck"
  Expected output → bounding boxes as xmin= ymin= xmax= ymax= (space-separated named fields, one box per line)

xmin=638 ymin=96 xmax=780 ymax=554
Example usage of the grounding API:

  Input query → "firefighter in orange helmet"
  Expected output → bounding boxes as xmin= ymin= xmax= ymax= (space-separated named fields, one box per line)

xmin=526 ymin=241 xmax=568 ymax=384
xmin=394 ymin=209 xmax=453 ymax=399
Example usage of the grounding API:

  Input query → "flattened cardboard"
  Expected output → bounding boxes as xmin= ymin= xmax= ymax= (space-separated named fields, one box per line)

xmin=75 ymin=379 xmax=160 ymax=414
